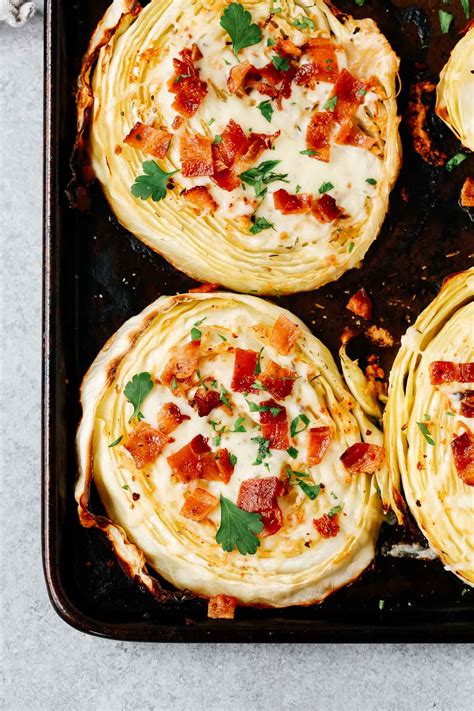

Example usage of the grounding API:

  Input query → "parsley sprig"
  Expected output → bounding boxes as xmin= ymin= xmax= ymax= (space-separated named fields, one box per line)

xmin=250 ymin=216 xmax=275 ymax=234
xmin=239 ymin=160 xmax=289 ymax=198
xmin=287 ymin=468 xmax=321 ymax=500
xmin=216 ymin=495 xmax=263 ymax=555
xmin=131 ymin=161 xmax=178 ymax=202
xmin=220 ymin=2 xmax=262 ymax=56
xmin=124 ymin=372 xmax=154 ymax=422
xmin=258 ymin=100 xmax=274 ymax=123
xmin=251 ymin=436 xmax=271 ymax=465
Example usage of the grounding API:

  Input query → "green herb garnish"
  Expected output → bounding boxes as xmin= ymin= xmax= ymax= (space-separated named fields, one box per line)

xmin=290 ymin=413 xmax=310 ymax=437
xmin=171 ymin=376 xmax=178 ymax=391
xmin=461 ymin=0 xmax=470 ymax=19
xmin=131 ymin=161 xmax=178 ymax=202
xmin=328 ymin=505 xmax=342 ymax=518
xmin=267 ymin=37 xmax=276 ymax=47
xmin=446 ymin=152 xmax=468 ymax=172
xmin=191 ymin=317 xmax=206 ymax=341
xmin=109 ymin=435 xmax=123 ymax=448
xmin=439 ymin=9 xmax=453 ymax=33
xmin=229 ymin=453 xmax=238 ymax=467
xmin=348 ymin=241 xmax=355 ymax=253
xmin=416 ymin=421 xmax=435 ymax=446
xmin=251 ymin=436 xmax=271 ymax=465
xmin=258 ymin=99 xmax=274 ymax=123
xmin=293 ymin=15 xmax=315 ymax=30
xmin=124 ymin=372 xmax=153 ymax=422
xmin=272 ymin=54 xmax=290 ymax=72
xmin=250 ymin=216 xmax=275 ymax=234
xmin=287 ymin=468 xmax=321 ymax=500
xmin=239 ymin=160 xmax=289 ymax=198
xmin=287 ymin=446 xmax=298 ymax=459
xmin=213 ymin=135 xmax=222 ymax=144
xmin=300 ymin=149 xmax=318 ymax=156
xmin=220 ymin=386 xmax=232 ymax=409
xmin=255 ymin=347 xmax=264 ymax=375
xmin=366 ymin=178 xmax=377 ymax=185
xmin=220 ymin=2 xmax=262 ymax=57
xmin=232 ymin=416 xmax=247 ymax=432
xmin=323 ymin=95 xmax=337 ymax=112
xmin=319 ymin=181 xmax=334 ymax=194
xmin=216 ymin=494 xmax=263 ymax=554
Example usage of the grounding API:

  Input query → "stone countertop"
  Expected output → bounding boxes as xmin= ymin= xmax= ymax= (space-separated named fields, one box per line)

xmin=0 ymin=12 xmax=472 ymax=711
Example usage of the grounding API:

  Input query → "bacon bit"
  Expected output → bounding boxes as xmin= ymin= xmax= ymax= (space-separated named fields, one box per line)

xmin=182 ymin=186 xmax=218 ymax=213
xmin=259 ymin=360 xmax=296 ymax=399
xmin=260 ymin=399 xmax=289 ymax=450
xmin=180 ymin=487 xmax=219 ymax=521
xmin=237 ymin=476 xmax=285 ymax=536
xmin=157 ymin=402 xmax=190 ymax=434
xmin=346 ymin=288 xmax=372 ymax=320
xmin=188 ymin=282 xmax=220 ymax=293
xmin=340 ymin=442 xmax=385 ymax=475
xmin=305 ymin=37 xmax=339 ymax=82
xmin=123 ymin=423 xmax=168 ymax=469
xmin=214 ymin=448 xmax=235 ymax=484
xmin=208 ymin=594 xmax=237 ymax=619
xmin=192 ymin=387 xmax=222 ymax=417
xmin=231 ymin=348 xmax=258 ymax=392
xmin=273 ymin=188 xmax=312 ymax=214
xmin=330 ymin=69 xmax=365 ymax=124
xmin=235 ymin=130 xmax=280 ymax=173
xmin=312 ymin=193 xmax=342 ymax=223
xmin=307 ymin=426 xmax=332 ymax=465
xmin=167 ymin=434 xmax=211 ymax=482
xmin=306 ymin=112 xmax=333 ymax=162
xmin=276 ymin=38 xmax=302 ymax=58
xmin=461 ymin=391 xmax=474 ymax=419
xmin=227 ymin=61 xmax=253 ymax=94
xmin=313 ymin=513 xmax=340 ymax=538
xmin=430 ymin=361 xmax=474 ymax=385
xmin=406 ymin=81 xmax=447 ymax=166
xmin=335 ymin=121 xmax=376 ymax=150
xmin=212 ymin=119 xmax=248 ymax=171
xmin=270 ymin=314 xmax=300 ymax=356
xmin=365 ymin=325 xmax=394 ymax=348
xmin=340 ymin=326 xmax=359 ymax=345
xmin=161 ymin=341 xmax=200 ymax=390
xmin=365 ymin=354 xmax=387 ymax=400
xmin=123 ymin=122 xmax=172 ymax=159
xmin=180 ymin=134 xmax=213 ymax=177
xmin=172 ymin=116 xmax=184 ymax=131
xmin=461 ymin=177 xmax=474 ymax=208
xmin=451 ymin=431 xmax=474 ymax=486
xmin=211 ymin=168 xmax=241 ymax=192
xmin=276 ymin=65 xmax=297 ymax=109
xmin=169 ymin=45 xmax=207 ymax=117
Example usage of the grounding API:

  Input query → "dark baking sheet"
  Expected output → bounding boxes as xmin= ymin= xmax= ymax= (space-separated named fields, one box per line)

xmin=43 ymin=0 xmax=474 ymax=641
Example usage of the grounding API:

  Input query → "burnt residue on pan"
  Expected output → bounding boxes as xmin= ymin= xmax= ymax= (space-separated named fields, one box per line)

xmin=46 ymin=0 xmax=474 ymax=635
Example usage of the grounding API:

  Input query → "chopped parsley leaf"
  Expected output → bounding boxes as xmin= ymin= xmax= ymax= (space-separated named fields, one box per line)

xmin=232 ymin=416 xmax=247 ymax=432
xmin=328 ymin=505 xmax=342 ymax=518
xmin=293 ymin=15 xmax=315 ymax=30
xmin=446 ymin=152 xmax=468 ymax=172
xmin=416 ymin=421 xmax=435 ymax=446
xmin=290 ymin=413 xmax=310 ymax=437
xmin=323 ymin=95 xmax=337 ymax=112
xmin=287 ymin=446 xmax=298 ymax=459
xmin=366 ymin=178 xmax=377 ymax=185
xmin=250 ymin=216 xmax=275 ymax=234
xmin=272 ymin=54 xmax=290 ymax=72
xmin=258 ymin=100 xmax=274 ymax=123
xmin=439 ymin=9 xmax=453 ymax=33
xmin=109 ymin=435 xmax=123 ymax=448
xmin=318 ymin=181 xmax=334 ymax=194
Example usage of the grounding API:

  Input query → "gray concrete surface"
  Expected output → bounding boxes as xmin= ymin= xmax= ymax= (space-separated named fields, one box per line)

xmin=0 ymin=11 xmax=473 ymax=711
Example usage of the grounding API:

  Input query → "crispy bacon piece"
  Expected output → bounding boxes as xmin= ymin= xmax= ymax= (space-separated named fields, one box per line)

xmin=161 ymin=340 xmax=200 ymax=390
xmin=259 ymin=360 xmax=296 ymax=399
xmin=335 ymin=121 xmax=376 ymax=150
xmin=451 ymin=431 xmax=474 ymax=486
xmin=340 ymin=442 xmax=385 ymax=475
xmin=273 ymin=188 xmax=312 ymax=214
xmin=306 ymin=111 xmax=333 ymax=162
xmin=188 ymin=282 xmax=220 ymax=293
xmin=123 ymin=122 xmax=172 ymax=158
xmin=211 ymin=168 xmax=241 ymax=192
xmin=212 ymin=119 xmax=248 ymax=171
xmin=270 ymin=314 xmax=299 ymax=356
xmin=330 ymin=68 xmax=366 ymax=124
xmin=180 ymin=487 xmax=218 ymax=521
xmin=235 ymin=130 xmax=280 ymax=172
xmin=406 ymin=81 xmax=447 ymax=166
xmin=167 ymin=434 xmax=211 ymax=482
xmin=237 ymin=476 xmax=285 ymax=536
xmin=213 ymin=448 xmax=235 ymax=484
xmin=305 ymin=37 xmax=339 ymax=82
xmin=346 ymin=288 xmax=372 ymax=320
xmin=340 ymin=325 xmax=359 ymax=345
xmin=313 ymin=513 xmax=340 ymax=538
xmin=429 ymin=361 xmax=474 ymax=385
xmin=124 ymin=423 xmax=168 ymax=469
xmin=192 ymin=387 xmax=222 ymax=417
xmin=307 ymin=426 xmax=331 ymax=465
xmin=277 ymin=65 xmax=297 ymax=109
xmin=227 ymin=61 xmax=253 ymax=94
xmin=172 ymin=116 xmax=184 ymax=131
xmin=182 ymin=186 xmax=218 ymax=213
xmin=169 ymin=45 xmax=207 ymax=118
xmin=208 ymin=595 xmax=237 ymax=619
xmin=365 ymin=325 xmax=394 ymax=348
xmin=312 ymin=193 xmax=342 ymax=223
xmin=461 ymin=392 xmax=474 ymax=419
xmin=180 ymin=134 xmax=213 ymax=177
xmin=276 ymin=38 xmax=302 ymax=59
xmin=157 ymin=402 xmax=190 ymax=434
xmin=231 ymin=348 xmax=258 ymax=392
xmin=260 ymin=399 xmax=289 ymax=450
xmin=461 ymin=177 xmax=474 ymax=208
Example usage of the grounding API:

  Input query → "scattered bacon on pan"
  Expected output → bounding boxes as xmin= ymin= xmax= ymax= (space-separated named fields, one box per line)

xmin=123 ymin=122 xmax=172 ymax=158
xmin=180 ymin=134 xmax=214 ymax=177
xmin=182 ymin=186 xmax=218 ymax=213
xmin=312 ymin=193 xmax=342 ymax=223
xmin=340 ymin=442 xmax=385 ymax=475
xmin=157 ymin=402 xmax=190 ymax=434
xmin=259 ymin=360 xmax=296 ymax=399
xmin=365 ymin=324 xmax=394 ymax=348
xmin=231 ymin=348 xmax=258 ymax=392
xmin=260 ymin=399 xmax=290 ymax=450
xmin=306 ymin=111 xmax=333 ymax=162
xmin=340 ymin=325 xmax=360 ymax=346
xmin=335 ymin=121 xmax=376 ymax=150
xmin=180 ymin=487 xmax=219 ymax=521
xmin=188 ymin=282 xmax=220 ymax=293
xmin=406 ymin=81 xmax=447 ymax=166
xmin=451 ymin=430 xmax=474 ymax=486
xmin=270 ymin=314 xmax=300 ymax=356
xmin=429 ymin=361 xmax=474 ymax=384
xmin=461 ymin=391 xmax=474 ymax=419
xmin=313 ymin=513 xmax=340 ymax=538
xmin=169 ymin=44 xmax=208 ymax=117
xmin=208 ymin=594 xmax=238 ymax=619
xmin=237 ymin=476 xmax=286 ymax=536
xmin=123 ymin=423 xmax=169 ymax=469
xmin=365 ymin=354 xmax=387 ymax=401
xmin=329 ymin=68 xmax=366 ymax=124
xmin=460 ymin=177 xmax=474 ymax=208
xmin=273 ymin=188 xmax=312 ymax=214
xmin=192 ymin=386 xmax=222 ymax=417
xmin=307 ymin=426 xmax=332 ymax=465
xmin=161 ymin=340 xmax=200 ymax=391
xmin=346 ymin=288 xmax=372 ymax=320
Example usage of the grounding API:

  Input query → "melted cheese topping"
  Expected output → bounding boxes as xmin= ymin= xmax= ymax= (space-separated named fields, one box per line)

xmin=384 ymin=269 xmax=474 ymax=586
xmin=82 ymin=0 xmax=401 ymax=294
xmin=77 ymin=292 xmax=388 ymax=606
